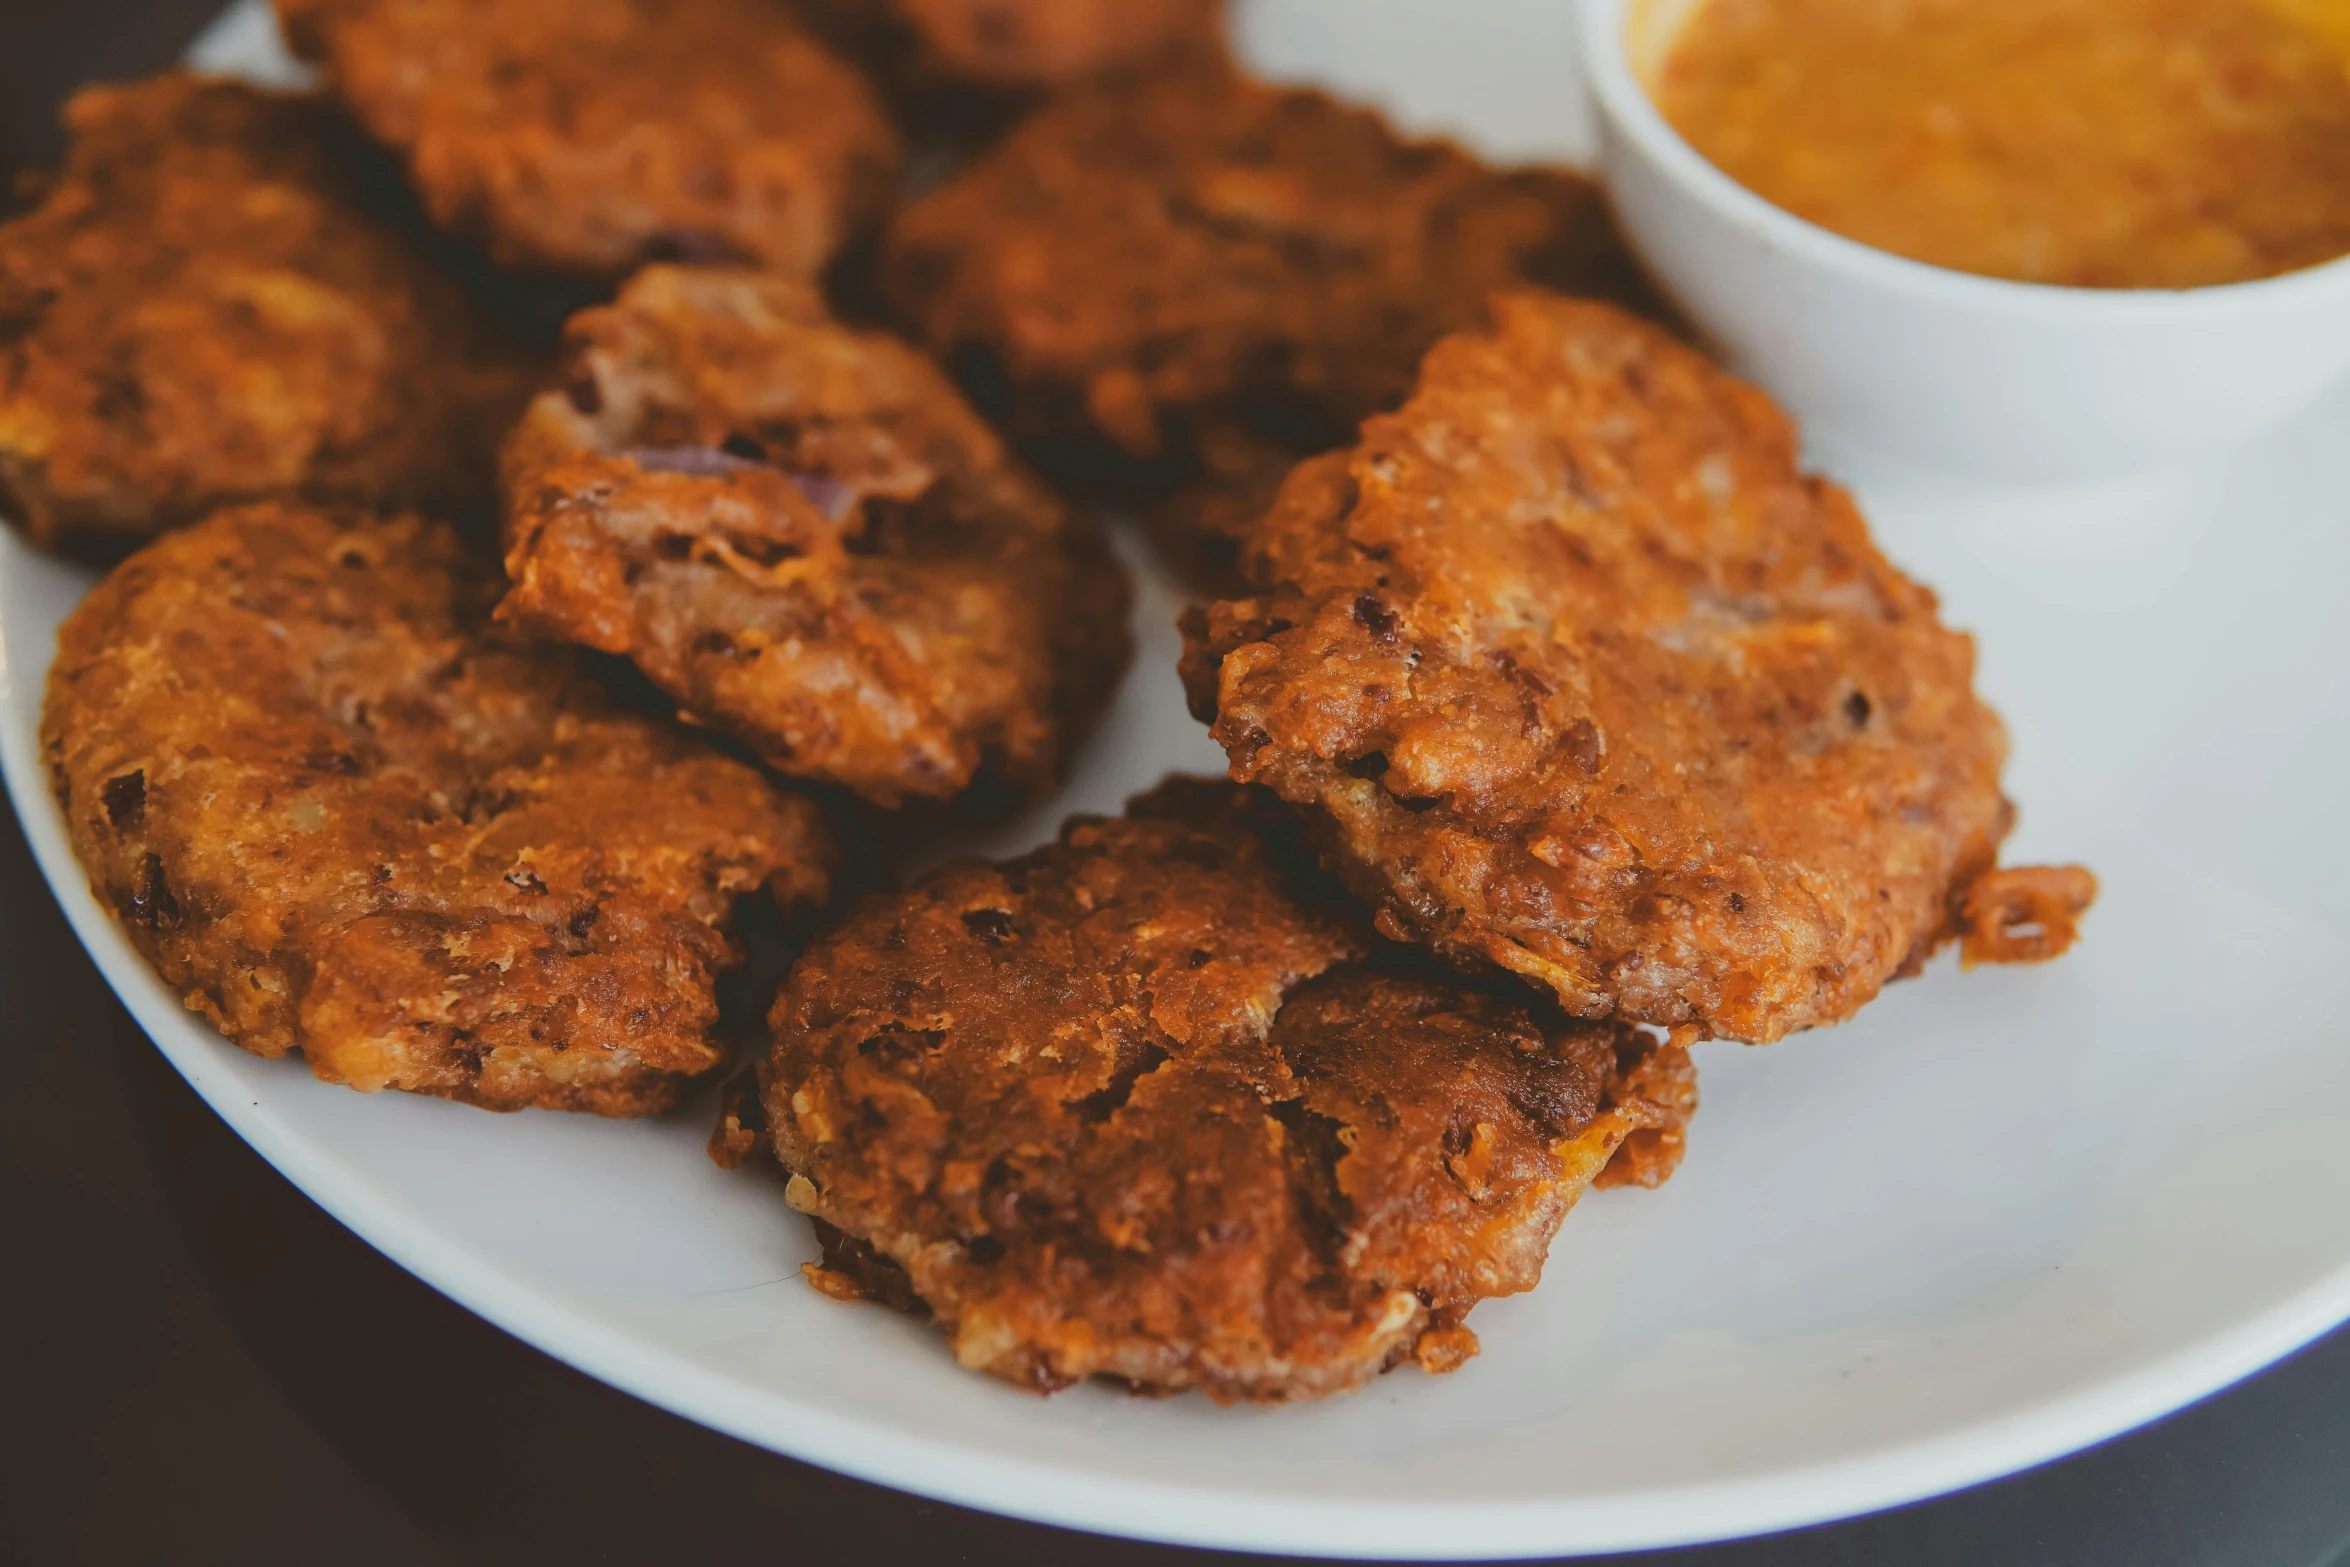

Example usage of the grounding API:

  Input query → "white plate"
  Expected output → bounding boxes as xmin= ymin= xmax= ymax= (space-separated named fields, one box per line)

xmin=8 ymin=2 xmax=2350 ymax=1557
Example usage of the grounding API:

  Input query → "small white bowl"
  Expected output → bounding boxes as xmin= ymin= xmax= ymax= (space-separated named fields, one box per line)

xmin=1579 ymin=0 xmax=2350 ymax=483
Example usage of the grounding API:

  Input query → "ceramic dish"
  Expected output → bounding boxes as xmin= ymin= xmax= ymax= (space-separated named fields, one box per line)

xmin=7 ymin=1 xmax=2350 ymax=1557
xmin=1584 ymin=0 xmax=2350 ymax=482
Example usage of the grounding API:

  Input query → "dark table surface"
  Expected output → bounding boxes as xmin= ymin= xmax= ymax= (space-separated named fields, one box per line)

xmin=7 ymin=6 xmax=2350 ymax=1564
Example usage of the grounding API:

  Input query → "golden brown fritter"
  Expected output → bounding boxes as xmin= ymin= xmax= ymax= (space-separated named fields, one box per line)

xmin=1182 ymin=294 xmax=2095 ymax=1045
xmin=804 ymin=0 xmax=1226 ymax=90
xmin=499 ymin=266 xmax=1132 ymax=808
xmin=765 ymin=778 xmax=1691 ymax=1402
xmin=43 ymin=502 xmax=836 ymax=1115
xmin=277 ymin=0 xmax=901 ymax=281
xmin=883 ymin=56 xmax=1655 ymax=483
xmin=0 ymin=74 xmax=531 ymax=551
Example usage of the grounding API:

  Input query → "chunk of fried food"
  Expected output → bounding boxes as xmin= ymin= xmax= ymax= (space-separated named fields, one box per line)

xmin=882 ymin=55 xmax=1656 ymax=479
xmin=1182 ymin=294 xmax=2095 ymax=1044
xmin=43 ymin=502 xmax=836 ymax=1115
xmin=765 ymin=778 xmax=1691 ymax=1402
xmin=276 ymin=0 xmax=900 ymax=281
xmin=0 ymin=74 xmax=531 ymax=550
xmin=499 ymin=266 xmax=1132 ymax=807
xmin=805 ymin=0 xmax=1226 ymax=89
xmin=1958 ymin=865 xmax=2099 ymax=967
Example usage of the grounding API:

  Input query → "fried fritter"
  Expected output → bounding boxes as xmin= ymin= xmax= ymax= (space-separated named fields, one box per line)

xmin=882 ymin=55 xmax=1655 ymax=485
xmin=764 ymin=778 xmax=1691 ymax=1402
xmin=499 ymin=266 xmax=1132 ymax=808
xmin=43 ymin=502 xmax=836 ymax=1115
xmin=276 ymin=0 xmax=901 ymax=281
xmin=804 ymin=0 xmax=1225 ymax=89
xmin=0 ymin=74 xmax=531 ymax=551
xmin=1182 ymin=294 xmax=2095 ymax=1045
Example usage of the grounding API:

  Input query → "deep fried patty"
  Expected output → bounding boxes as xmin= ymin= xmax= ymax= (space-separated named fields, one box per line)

xmin=43 ymin=502 xmax=836 ymax=1115
xmin=499 ymin=266 xmax=1132 ymax=807
xmin=882 ymin=55 xmax=1655 ymax=481
xmin=764 ymin=778 xmax=1691 ymax=1402
xmin=1182 ymin=294 xmax=2094 ymax=1044
xmin=805 ymin=0 xmax=1225 ymax=89
xmin=0 ymin=74 xmax=530 ymax=550
xmin=277 ymin=0 xmax=901 ymax=281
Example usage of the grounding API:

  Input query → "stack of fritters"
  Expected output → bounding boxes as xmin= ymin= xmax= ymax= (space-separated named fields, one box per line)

xmin=9 ymin=0 xmax=2092 ymax=1406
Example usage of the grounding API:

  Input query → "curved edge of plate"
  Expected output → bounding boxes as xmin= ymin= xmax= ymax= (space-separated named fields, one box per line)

xmin=7 ymin=532 xmax=2350 ymax=1558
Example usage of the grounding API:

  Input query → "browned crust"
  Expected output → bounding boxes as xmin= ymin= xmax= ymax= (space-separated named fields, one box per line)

xmin=1181 ymin=293 xmax=2093 ymax=1043
xmin=276 ymin=0 xmax=901 ymax=280
xmin=765 ymin=778 xmax=1691 ymax=1402
xmin=498 ymin=266 xmax=1132 ymax=807
xmin=882 ymin=55 xmax=1658 ymax=486
xmin=42 ymin=501 xmax=836 ymax=1115
xmin=1957 ymin=864 xmax=2098 ymax=967
xmin=0 ymin=73 xmax=532 ymax=550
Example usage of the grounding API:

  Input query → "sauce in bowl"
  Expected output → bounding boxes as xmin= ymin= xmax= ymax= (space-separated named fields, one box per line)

xmin=1648 ymin=0 xmax=2350 ymax=289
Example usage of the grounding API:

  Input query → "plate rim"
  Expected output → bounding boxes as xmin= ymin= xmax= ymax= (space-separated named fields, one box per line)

xmin=15 ymin=0 xmax=2350 ymax=1542
xmin=8 ymin=526 xmax=2350 ymax=1559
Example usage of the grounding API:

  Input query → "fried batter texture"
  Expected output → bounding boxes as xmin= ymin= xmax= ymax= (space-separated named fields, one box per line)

xmin=43 ymin=502 xmax=836 ymax=1114
xmin=500 ymin=266 xmax=1132 ymax=807
xmin=1183 ymin=294 xmax=2095 ymax=1044
xmin=277 ymin=0 xmax=900 ymax=280
xmin=883 ymin=56 xmax=1654 ymax=481
xmin=0 ymin=74 xmax=530 ymax=550
xmin=805 ymin=0 xmax=1225 ymax=89
xmin=1957 ymin=865 xmax=2099 ymax=967
xmin=765 ymin=779 xmax=1691 ymax=1401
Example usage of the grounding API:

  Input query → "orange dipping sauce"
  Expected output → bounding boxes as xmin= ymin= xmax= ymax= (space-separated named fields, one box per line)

xmin=1648 ymin=0 xmax=2350 ymax=289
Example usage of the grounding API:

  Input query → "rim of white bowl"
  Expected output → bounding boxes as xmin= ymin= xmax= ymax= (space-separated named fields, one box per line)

xmin=1577 ymin=0 xmax=2350 ymax=323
